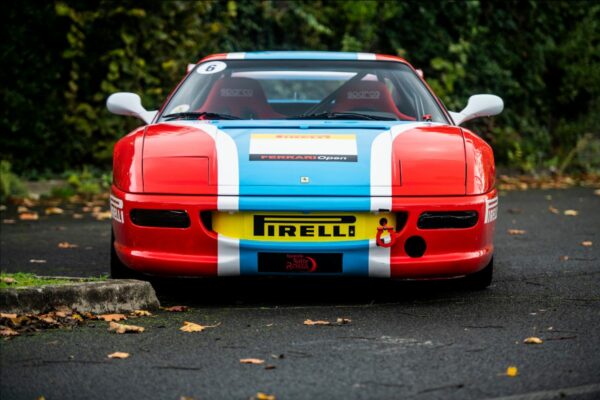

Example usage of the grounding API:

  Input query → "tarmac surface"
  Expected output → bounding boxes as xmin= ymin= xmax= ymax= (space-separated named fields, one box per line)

xmin=1 ymin=188 xmax=599 ymax=399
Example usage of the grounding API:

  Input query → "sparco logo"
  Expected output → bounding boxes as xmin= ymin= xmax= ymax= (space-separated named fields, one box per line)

xmin=254 ymin=215 xmax=357 ymax=238
xmin=347 ymin=90 xmax=380 ymax=100
xmin=220 ymin=88 xmax=254 ymax=97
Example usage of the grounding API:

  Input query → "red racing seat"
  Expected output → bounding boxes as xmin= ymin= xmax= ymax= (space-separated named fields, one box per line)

xmin=198 ymin=77 xmax=282 ymax=119
xmin=332 ymin=80 xmax=415 ymax=120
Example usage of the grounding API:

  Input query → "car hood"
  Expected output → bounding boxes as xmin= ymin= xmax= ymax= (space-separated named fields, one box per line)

xmin=142 ymin=120 xmax=466 ymax=196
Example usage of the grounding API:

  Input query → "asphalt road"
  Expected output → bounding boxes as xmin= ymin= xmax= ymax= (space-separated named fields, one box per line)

xmin=1 ymin=188 xmax=599 ymax=399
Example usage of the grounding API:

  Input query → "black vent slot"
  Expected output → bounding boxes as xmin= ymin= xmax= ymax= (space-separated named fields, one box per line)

xmin=417 ymin=211 xmax=478 ymax=229
xmin=130 ymin=209 xmax=190 ymax=228
xmin=395 ymin=212 xmax=408 ymax=231
xmin=200 ymin=211 xmax=213 ymax=231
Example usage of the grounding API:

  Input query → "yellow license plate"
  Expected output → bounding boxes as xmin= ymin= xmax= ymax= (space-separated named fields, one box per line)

xmin=212 ymin=212 xmax=394 ymax=242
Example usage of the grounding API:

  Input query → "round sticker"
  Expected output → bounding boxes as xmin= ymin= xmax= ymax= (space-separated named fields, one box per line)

xmin=169 ymin=104 xmax=190 ymax=114
xmin=197 ymin=61 xmax=227 ymax=75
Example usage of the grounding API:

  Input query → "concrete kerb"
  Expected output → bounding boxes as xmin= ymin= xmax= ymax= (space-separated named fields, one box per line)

xmin=0 ymin=279 xmax=160 ymax=314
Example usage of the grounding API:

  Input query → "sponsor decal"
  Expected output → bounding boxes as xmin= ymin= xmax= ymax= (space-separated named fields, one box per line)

xmin=220 ymin=88 xmax=254 ymax=97
xmin=254 ymin=215 xmax=356 ymax=238
xmin=110 ymin=194 xmax=124 ymax=224
xmin=249 ymin=133 xmax=357 ymax=162
xmin=347 ymin=90 xmax=380 ymax=100
xmin=257 ymin=253 xmax=342 ymax=273
xmin=484 ymin=196 xmax=498 ymax=223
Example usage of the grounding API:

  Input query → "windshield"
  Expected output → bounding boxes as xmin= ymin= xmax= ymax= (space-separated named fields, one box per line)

xmin=159 ymin=60 xmax=449 ymax=122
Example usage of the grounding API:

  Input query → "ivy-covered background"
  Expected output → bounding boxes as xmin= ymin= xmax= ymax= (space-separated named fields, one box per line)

xmin=2 ymin=0 xmax=599 ymax=176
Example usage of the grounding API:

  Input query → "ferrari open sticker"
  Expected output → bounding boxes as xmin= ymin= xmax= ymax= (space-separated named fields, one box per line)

xmin=484 ymin=196 xmax=498 ymax=223
xmin=249 ymin=134 xmax=358 ymax=162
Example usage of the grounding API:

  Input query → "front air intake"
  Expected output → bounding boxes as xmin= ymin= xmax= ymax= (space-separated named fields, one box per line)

xmin=417 ymin=211 xmax=478 ymax=229
xmin=130 ymin=209 xmax=190 ymax=228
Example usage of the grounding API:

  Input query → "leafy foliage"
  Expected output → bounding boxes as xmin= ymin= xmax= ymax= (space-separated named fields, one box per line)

xmin=1 ymin=1 xmax=599 ymax=174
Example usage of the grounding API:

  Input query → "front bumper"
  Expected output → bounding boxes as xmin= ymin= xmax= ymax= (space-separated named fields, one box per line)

xmin=111 ymin=185 xmax=497 ymax=279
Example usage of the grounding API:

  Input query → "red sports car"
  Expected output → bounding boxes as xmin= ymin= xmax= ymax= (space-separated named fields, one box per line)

xmin=107 ymin=51 xmax=503 ymax=288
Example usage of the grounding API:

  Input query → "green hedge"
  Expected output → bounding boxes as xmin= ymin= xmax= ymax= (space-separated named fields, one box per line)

xmin=2 ymin=1 xmax=599 ymax=175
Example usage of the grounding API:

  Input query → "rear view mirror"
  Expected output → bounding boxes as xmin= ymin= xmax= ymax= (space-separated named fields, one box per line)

xmin=449 ymin=94 xmax=504 ymax=125
xmin=106 ymin=92 xmax=157 ymax=124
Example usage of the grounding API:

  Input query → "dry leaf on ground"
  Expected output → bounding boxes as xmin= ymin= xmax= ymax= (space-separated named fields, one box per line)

xmin=560 ymin=255 xmax=569 ymax=261
xmin=179 ymin=321 xmax=220 ymax=332
xmin=563 ymin=209 xmax=579 ymax=216
xmin=45 ymin=207 xmax=64 ymax=215
xmin=98 ymin=314 xmax=127 ymax=322
xmin=240 ymin=358 xmax=265 ymax=365
xmin=581 ymin=241 xmax=593 ymax=247
xmin=19 ymin=212 xmax=39 ymax=221
xmin=304 ymin=319 xmax=331 ymax=326
xmin=58 ymin=242 xmax=78 ymax=249
xmin=0 ymin=327 xmax=19 ymax=337
xmin=1 ymin=277 xmax=16 ymax=284
xmin=3 ymin=219 xmax=16 ymax=224
xmin=72 ymin=213 xmax=84 ymax=219
xmin=0 ymin=313 xmax=17 ymax=318
xmin=132 ymin=310 xmax=152 ymax=317
xmin=108 ymin=321 xmax=144 ymax=334
xmin=508 ymin=229 xmax=526 ymax=235
xmin=94 ymin=211 xmax=112 ymax=221
xmin=253 ymin=393 xmax=276 ymax=400
xmin=264 ymin=365 xmax=276 ymax=370
xmin=17 ymin=206 xmax=30 ymax=213
xmin=594 ymin=189 xmax=600 ymax=196
xmin=107 ymin=352 xmax=130 ymax=359
xmin=523 ymin=337 xmax=543 ymax=344
xmin=548 ymin=206 xmax=559 ymax=214
xmin=162 ymin=305 xmax=188 ymax=312
xmin=336 ymin=318 xmax=352 ymax=324
xmin=506 ymin=366 xmax=518 ymax=377
xmin=29 ymin=259 xmax=47 ymax=263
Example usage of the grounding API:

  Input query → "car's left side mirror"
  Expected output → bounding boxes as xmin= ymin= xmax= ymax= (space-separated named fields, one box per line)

xmin=106 ymin=92 xmax=157 ymax=124
xmin=449 ymin=94 xmax=504 ymax=125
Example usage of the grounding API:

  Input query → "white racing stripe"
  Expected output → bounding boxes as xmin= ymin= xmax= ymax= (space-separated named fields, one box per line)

xmin=357 ymin=53 xmax=376 ymax=60
xmin=217 ymin=234 xmax=240 ymax=276
xmin=368 ymin=239 xmax=391 ymax=278
xmin=226 ymin=52 xmax=246 ymax=59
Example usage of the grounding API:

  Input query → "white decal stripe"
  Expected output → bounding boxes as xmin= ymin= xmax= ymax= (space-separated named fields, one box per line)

xmin=216 ymin=131 xmax=239 ymax=210
xmin=226 ymin=52 xmax=246 ymax=59
xmin=217 ymin=234 xmax=240 ymax=276
xmin=357 ymin=53 xmax=376 ymax=60
xmin=484 ymin=196 xmax=499 ymax=223
xmin=370 ymin=131 xmax=393 ymax=211
xmin=368 ymin=239 xmax=391 ymax=277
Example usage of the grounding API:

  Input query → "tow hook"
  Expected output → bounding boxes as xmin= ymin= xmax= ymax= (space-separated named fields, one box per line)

xmin=376 ymin=222 xmax=398 ymax=248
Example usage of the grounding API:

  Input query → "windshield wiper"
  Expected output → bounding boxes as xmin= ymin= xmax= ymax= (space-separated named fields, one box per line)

xmin=288 ymin=112 xmax=396 ymax=121
xmin=162 ymin=111 xmax=241 ymax=121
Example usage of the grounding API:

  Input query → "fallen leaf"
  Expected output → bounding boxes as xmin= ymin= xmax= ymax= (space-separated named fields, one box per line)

xmin=507 ymin=229 xmax=526 ymax=235
xmin=0 ymin=313 xmax=17 ymax=318
xmin=19 ymin=212 xmax=39 ymax=221
xmin=29 ymin=259 xmax=47 ymax=263
xmin=58 ymin=242 xmax=78 ymax=249
xmin=82 ymin=206 xmax=93 ymax=212
xmin=132 ymin=310 xmax=152 ymax=317
xmin=72 ymin=213 xmax=84 ymax=219
xmin=548 ymin=205 xmax=559 ymax=214
xmin=594 ymin=189 xmax=600 ymax=196
xmin=336 ymin=318 xmax=352 ymax=324
xmin=162 ymin=305 xmax=188 ymax=312
xmin=560 ymin=255 xmax=569 ymax=261
xmin=98 ymin=313 xmax=127 ymax=322
xmin=72 ymin=314 xmax=83 ymax=321
xmin=271 ymin=354 xmax=285 ymax=359
xmin=523 ymin=337 xmax=543 ymax=344
xmin=22 ymin=198 xmax=36 ymax=207
xmin=254 ymin=393 xmax=276 ymax=400
xmin=264 ymin=364 xmax=276 ymax=370
xmin=0 ymin=205 xmax=6 ymax=211
xmin=179 ymin=321 xmax=220 ymax=332
xmin=17 ymin=206 xmax=30 ymax=213
xmin=506 ymin=366 xmax=518 ymax=377
xmin=107 ymin=352 xmax=130 ymax=359
xmin=45 ymin=207 xmax=64 ymax=215
xmin=304 ymin=319 xmax=331 ymax=326
xmin=507 ymin=208 xmax=522 ymax=214
xmin=108 ymin=321 xmax=144 ymax=334
xmin=1 ymin=277 xmax=16 ymax=284
xmin=581 ymin=241 xmax=593 ymax=247
xmin=94 ymin=211 xmax=112 ymax=221
xmin=240 ymin=358 xmax=265 ymax=365
xmin=563 ymin=209 xmax=578 ymax=216
xmin=3 ymin=219 xmax=16 ymax=224
xmin=0 ymin=327 xmax=19 ymax=337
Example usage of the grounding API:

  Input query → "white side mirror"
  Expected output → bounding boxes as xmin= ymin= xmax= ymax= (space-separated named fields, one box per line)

xmin=450 ymin=94 xmax=504 ymax=125
xmin=187 ymin=63 xmax=196 ymax=73
xmin=106 ymin=92 xmax=157 ymax=124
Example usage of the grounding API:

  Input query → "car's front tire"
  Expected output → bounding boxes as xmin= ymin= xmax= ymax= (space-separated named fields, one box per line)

xmin=461 ymin=256 xmax=493 ymax=290
xmin=110 ymin=231 xmax=145 ymax=280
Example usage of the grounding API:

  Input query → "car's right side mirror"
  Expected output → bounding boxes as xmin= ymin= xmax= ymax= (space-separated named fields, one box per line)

xmin=449 ymin=94 xmax=504 ymax=125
